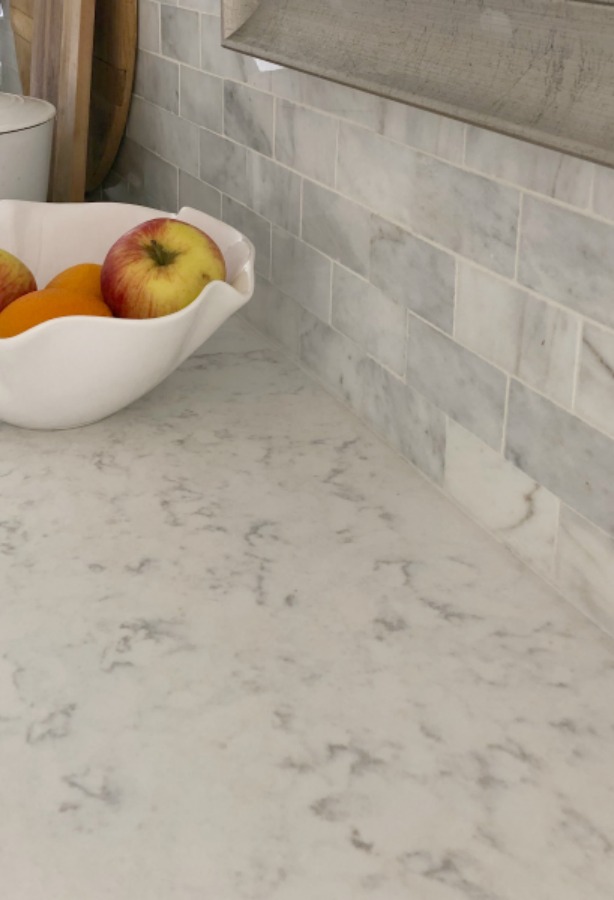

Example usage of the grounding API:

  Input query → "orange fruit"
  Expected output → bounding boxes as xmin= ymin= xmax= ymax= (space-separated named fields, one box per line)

xmin=0 ymin=288 xmax=113 ymax=338
xmin=46 ymin=263 xmax=103 ymax=299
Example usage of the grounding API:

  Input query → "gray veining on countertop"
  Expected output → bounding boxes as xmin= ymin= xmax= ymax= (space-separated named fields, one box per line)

xmin=1 ymin=315 xmax=614 ymax=900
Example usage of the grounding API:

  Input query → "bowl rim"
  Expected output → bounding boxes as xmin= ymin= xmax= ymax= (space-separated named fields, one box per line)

xmin=0 ymin=203 xmax=255 ymax=345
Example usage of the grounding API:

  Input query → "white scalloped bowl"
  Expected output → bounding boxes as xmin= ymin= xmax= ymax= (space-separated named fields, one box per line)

xmin=0 ymin=200 xmax=255 ymax=429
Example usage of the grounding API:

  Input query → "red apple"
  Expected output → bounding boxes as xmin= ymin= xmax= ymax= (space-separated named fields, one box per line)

xmin=101 ymin=218 xmax=226 ymax=319
xmin=0 ymin=248 xmax=37 ymax=313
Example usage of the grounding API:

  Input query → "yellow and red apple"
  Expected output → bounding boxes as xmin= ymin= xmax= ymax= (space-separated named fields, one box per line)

xmin=101 ymin=218 xmax=226 ymax=319
xmin=0 ymin=248 xmax=37 ymax=313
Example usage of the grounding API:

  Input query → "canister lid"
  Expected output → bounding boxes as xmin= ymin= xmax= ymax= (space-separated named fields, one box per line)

xmin=0 ymin=92 xmax=56 ymax=134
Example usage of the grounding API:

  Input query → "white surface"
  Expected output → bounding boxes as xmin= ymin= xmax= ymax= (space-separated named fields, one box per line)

xmin=1 ymin=313 xmax=614 ymax=899
xmin=0 ymin=201 xmax=255 ymax=428
xmin=0 ymin=92 xmax=55 ymax=133
xmin=0 ymin=118 xmax=54 ymax=201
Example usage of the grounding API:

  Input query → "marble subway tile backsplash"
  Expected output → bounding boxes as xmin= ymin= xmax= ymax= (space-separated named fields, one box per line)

xmin=110 ymin=0 xmax=614 ymax=634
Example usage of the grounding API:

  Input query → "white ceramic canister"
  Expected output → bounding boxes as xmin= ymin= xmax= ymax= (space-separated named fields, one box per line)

xmin=0 ymin=92 xmax=55 ymax=201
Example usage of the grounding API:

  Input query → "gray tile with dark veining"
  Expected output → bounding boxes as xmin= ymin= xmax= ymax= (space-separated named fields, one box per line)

xmin=160 ymin=5 xmax=200 ymax=66
xmin=199 ymin=128 xmax=247 ymax=203
xmin=178 ymin=170 xmax=221 ymax=218
xmin=575 ymin=323 xmax=614 ymax=439
xmin=246 ymin=152 xmax=301 ymax=234
xmin=380 ymin=99 xmax=465 ymax=163
xmin=465 ymin=127 xmax=594 ymax=207
xmin=105 ymin=138 xmax=178 ymax=211
xmin=134 ymin=50 xmax=179 ymax=114
xmin=332 ymin=265 xmax=406 ymax=375
xmin=370 ymin=215 xmax=455 ymax=333
xmin=506 ymin=379 xmax=614 ymax=535
xmin=337 ymin=122 xmax=520 ymax=276
xmin=180 ymin=66 xmax=223 ymax=131
xmin=275 ymin=99 xmax=337 ymax=186
xmin=456 ymin=263 xmax=579 ymax=408
xmin=518 ymin=196 xmax=614 ymax=330
xmin=126 ymin=96 xmax=199 ymax=177
xmin=271 ymin=227 xmax=331 ymax=322
xmin=407 ymin=314 xmax=508 ymax=449
xmin=302 ymin=181 xmax=371 ymax=278
xmin=138 ymin=0 xmax=160 ymax=53
xmin=224 ymin=81 xmax=274 ymax=156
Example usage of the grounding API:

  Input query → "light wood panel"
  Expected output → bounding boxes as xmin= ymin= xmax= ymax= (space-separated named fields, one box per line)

xmin=10 ymin=0 xmax=96 ymax=201
xmin=223 ymin=0 xmax=614 ymax=169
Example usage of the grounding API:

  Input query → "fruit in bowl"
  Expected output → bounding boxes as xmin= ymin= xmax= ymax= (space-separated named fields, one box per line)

xmin=0 ymin=248 xmax=37 ymax=312
xmin=0 ymin=200 xmax=254 ymax=430
xmin=101 ymin=218 xmax=226 ymax=319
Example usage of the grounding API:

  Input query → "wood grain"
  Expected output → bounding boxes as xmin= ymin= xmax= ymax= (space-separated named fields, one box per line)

xmin=87 ymin=0 xmax=137 ymax=192
xmin=223 ymin=0 xmax=614 ymax=169
xmin=11 ymin=0 xmax=96 ymax=201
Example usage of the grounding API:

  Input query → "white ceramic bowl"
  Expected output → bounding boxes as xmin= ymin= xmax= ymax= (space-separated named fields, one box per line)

xmin=0 ymin=200 xmax=254 ymax=429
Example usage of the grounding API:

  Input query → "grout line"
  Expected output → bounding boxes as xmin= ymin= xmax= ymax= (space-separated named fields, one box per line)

xmin=272 ymin=95 xmax=277 ymax=159
xmin=328 ymin=260 xmax=334 ymax=325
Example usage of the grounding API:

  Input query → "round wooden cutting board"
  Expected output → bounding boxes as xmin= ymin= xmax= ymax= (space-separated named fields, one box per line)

xmin=86 ymin=0 xmax=137 ymax=192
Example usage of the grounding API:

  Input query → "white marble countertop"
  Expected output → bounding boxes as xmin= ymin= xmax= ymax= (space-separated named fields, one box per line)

xmin=2 ymin=315 xmax=614 ymax=900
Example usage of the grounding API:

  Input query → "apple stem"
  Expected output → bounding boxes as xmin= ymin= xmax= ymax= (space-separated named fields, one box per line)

xmin=146 ymin=239 xmax=181 ymax=267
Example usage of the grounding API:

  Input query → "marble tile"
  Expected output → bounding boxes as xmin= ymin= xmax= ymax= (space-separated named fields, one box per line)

xmin=224 ymin=81 xmax=274 ymax=157
xmin=575 ymin=323 xmax=614 ymax=439
xmin=271 ymin=227 xmax=331 ymax=322
xmin=179 ymin=0 xmax=218 ymax=11
xmin=269 ymin=66 xmax=384 ymax=131
xmin=180 ymin=66 xmax=223 ymax=131
xmin=359 ymin=357 xmax=447 ymax=483
xmin=337 ymin=123 xmax=520 ymax=276
xmin=134 ymin=51 xmax=178 ymax=114
xmin=161 ymin=5 xmax=200 ymax=66
xmin=556 ymin=507 xmax=614 ymax=635
xmin=302 ymin=181 xmax=370 ymax=278
xmin=445 ymin=420 xmax=558 ymax=578
xmin=506 ymin=380 xmax=614 ymax=536
xmin=465 ymin=128 xmax=593 ymax=208
xmin=241 ymin=275 xmax=300 ymax=356
xmin=299 ymin=310 xmax=365 ymax=409
xmin=380 ymin=100 xmax=465 ymax=163
xmin=455 ymin=264 xmax=579 ymax=408
xmin=370 ymin=215 xmax=455 ymax=333
xmin=407 ymin=315 xmax=507 ymax=449
xmin=223 ymin=196 xmax=271 ymax=279
xmin=105 ymin=138 xmax=178 ymax=211
xmin=126 ymin=96 xmax=199 ymax=176
xmin=200 ymin=14 xmax=272 ymax=90
xmin=592 ymin=165 xmax=614 ymax=222
xmin=178 ymin=170 xmax=221 ymax=218
xmin=246 ymin=152 xmax=301 ymax=235
xmin=275 ymin=99 xmax=337 ymax=187
xmin=138 ymin=0 xmax=160 ymax=53
xmin=332 ymin=266 xmax=406 ymax=375
xmin=518 ymin=196 xmax=614 ymax=330
xmin=199 ymin=129 xmax=247 ymax=204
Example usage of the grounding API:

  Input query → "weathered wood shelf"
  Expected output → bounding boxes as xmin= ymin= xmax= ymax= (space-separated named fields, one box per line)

xmin=222 ymin=0 xmax=614 ymax=168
